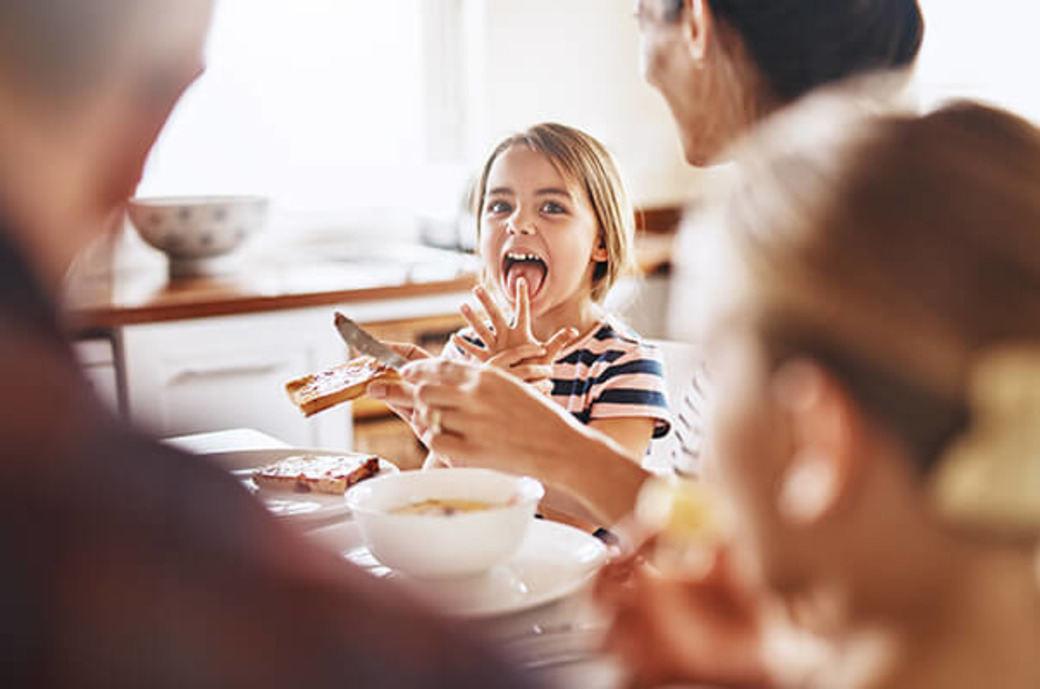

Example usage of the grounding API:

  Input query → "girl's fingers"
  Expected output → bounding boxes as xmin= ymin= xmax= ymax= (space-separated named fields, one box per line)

xmin=486 ymin=344 xmax=546 ymax=369
xmin=544 ymin=327 xmax=580 ymax=360
xmin=452 ymin=332 xmax=492 ymax=362
xmin=514 ymin=278 xmax=532 ymax=335
xmin=460 ymin=303 xmax=497 ymax=352
xmin=474 ymin=285 xmax=509 ymax=340
xmin=533 ymin=379 xmax=553 ymax=396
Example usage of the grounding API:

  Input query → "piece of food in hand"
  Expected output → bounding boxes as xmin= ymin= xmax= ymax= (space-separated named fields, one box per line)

xmin=284 ymin=356 xmax=400 ymax=417
xmin=252 ymin=454 xmax=382 ymax=495
xmin=636 ymin=477 xmax=728 ymax=539
xmin=636 ymin=477 xmax=732 ymax=575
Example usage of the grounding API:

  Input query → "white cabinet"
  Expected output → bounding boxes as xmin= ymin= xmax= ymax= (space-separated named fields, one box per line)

xmin=74 ymin=337 xmax=123 ymax=415
xmin=121 ymin=308 xmax=350 ymax=449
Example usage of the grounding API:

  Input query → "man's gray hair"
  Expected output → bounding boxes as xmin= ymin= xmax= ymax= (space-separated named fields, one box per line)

xmin=0 ymin=0 xmax=142 ymax=100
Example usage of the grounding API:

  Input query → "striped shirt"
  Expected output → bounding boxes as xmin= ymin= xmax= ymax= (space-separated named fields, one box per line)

xmin=444 ymin=316 xmax=672 ymax=439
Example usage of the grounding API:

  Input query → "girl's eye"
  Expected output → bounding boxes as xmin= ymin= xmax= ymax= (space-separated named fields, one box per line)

xmin=486 ymin=200 xmax=512 ymax=214
xmin=540 ymin=201 xmax=567 ymax=214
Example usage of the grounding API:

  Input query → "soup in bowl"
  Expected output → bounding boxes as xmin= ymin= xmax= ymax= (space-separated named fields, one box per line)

xmin=345 ymin=468 xmax=544 ymax=578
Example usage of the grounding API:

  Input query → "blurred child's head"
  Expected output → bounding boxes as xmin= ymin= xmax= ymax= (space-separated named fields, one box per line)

xmin=473 ymin=123 xmax=635 ymax=319
xmin=698 ymin=96 xmax=1040 ymax=613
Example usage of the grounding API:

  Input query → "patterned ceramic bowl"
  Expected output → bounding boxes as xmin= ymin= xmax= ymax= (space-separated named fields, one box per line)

xmin=127 ymin=195 xmax=268 ymax=276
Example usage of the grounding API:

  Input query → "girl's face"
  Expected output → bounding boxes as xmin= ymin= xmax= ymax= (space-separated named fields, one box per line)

xmin=479 ymin=145 xmax=607 ymax=317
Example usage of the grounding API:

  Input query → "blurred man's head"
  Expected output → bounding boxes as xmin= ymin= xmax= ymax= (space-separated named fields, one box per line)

xmin=0 ymin=0 xmax=213 ymax=283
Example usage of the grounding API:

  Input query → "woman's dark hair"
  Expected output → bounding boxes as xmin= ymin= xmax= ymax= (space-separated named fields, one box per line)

xmin=670 ymin=0 xmax=925 ymax=103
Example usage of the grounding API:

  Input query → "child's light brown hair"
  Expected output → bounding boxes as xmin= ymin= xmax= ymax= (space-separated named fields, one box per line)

xmin=472 ymin=123 xmax=635 ymax=303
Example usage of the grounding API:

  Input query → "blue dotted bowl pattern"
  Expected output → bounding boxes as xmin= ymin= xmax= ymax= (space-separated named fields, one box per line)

xmin=127 ymin=197 xmax=268 ymax=261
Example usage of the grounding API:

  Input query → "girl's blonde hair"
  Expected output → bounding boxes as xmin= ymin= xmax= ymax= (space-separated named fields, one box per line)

xmin=472 ymin=123 xmax=635 ymax=303
xmin=717 ymin=97 xmax=1040 ymax=526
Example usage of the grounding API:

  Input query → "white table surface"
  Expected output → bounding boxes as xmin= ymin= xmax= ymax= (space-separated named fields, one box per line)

xmin=164 ymin=427 xmax=291 ymax=454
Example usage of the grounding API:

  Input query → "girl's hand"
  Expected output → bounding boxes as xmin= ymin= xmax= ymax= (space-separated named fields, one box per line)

xmin=486 ymin=344 xmax=554 ymax=395
xmin=452 ymin=279 xmax=576 ymax=392
xmin=453 ymin=279 xmax=537 ymax=358
xmin=594 ymin=542 xmax=775 ymax=689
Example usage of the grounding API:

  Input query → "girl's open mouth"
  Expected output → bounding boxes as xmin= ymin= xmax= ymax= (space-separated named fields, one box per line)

xmin=502 ymin=251 xmax=548 ymax=299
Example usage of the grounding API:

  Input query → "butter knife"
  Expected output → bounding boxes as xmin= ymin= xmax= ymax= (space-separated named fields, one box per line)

xmin=333 ymin=312 xmax=409 ymax=371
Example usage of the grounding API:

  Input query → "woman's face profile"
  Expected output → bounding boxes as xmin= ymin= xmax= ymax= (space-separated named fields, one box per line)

xmin=633 ymin=0 xmax=744 ymax=165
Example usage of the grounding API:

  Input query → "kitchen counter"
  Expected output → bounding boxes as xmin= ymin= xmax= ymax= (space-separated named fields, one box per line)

xmin=65 ymin=238 xmax=481 ymax=331
xmin=67 ymin=257 xmax=478 ymax=331
xmin=65 ymin=231 xmax=676 ymax=332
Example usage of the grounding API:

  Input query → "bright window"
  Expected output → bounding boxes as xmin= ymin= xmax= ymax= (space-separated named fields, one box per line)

xmin=137 ymin=0 xmax=432 ymax=224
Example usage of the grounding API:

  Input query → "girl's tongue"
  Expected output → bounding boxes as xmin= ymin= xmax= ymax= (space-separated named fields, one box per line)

xmin=505 ymin=259 xmax=548 ymax=300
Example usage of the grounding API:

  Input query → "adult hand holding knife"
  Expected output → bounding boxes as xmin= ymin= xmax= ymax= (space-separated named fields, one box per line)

xmin=334 ymin=312 xmax=442 ymax=438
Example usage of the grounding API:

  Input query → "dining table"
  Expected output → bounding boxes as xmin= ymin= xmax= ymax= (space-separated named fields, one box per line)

xmin=166 ymin=427 xmax=632 ymax=688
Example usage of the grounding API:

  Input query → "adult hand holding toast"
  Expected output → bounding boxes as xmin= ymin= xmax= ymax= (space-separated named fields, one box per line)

xmin=402 ymin=359 xmax=576 ymax=471
xmin=366 ymin=342 xmax=437 ymax=444
xmin=400 ymin=358 xmax=649 ymax=523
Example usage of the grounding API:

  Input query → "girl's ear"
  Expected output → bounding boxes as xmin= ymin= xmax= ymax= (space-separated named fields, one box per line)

xmin=591 ymin=234 xmax=609 ymax=263
xmin=771 ymin=360 xmax=862 ymax=526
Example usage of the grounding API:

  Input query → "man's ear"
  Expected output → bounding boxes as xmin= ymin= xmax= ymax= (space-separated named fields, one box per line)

xmin=771 ymin=359 xmax=861 ymax=526
xmin=685 ymin=0 xmax=715 ymax=62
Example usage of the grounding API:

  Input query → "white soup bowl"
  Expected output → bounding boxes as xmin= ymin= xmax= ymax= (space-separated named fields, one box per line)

xmin=346 ymin=468 xmax=544 ymax=579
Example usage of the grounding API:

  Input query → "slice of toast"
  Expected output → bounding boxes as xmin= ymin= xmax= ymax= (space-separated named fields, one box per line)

xmin=252 ymin=454 xmax=382 ymax=495
xmin=285 ymin=356 xmax=399 ymax=417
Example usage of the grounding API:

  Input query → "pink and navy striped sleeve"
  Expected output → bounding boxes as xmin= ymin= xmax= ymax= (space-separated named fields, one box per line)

xmin=551 ymin=321 xmax=672 ymax=439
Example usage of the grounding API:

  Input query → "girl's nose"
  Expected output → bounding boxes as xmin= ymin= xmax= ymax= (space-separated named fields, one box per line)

xmin=507 ymin=216 xmax=536 ymax=235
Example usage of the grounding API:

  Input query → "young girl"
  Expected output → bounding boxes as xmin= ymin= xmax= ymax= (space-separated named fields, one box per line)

xmin=437 ymin=123 xmax=671 ymax=463
xmin=596 ymin=98 xmax=1040 ymax=688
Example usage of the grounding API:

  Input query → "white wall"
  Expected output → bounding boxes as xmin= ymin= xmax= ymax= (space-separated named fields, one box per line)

xmin=461 ymin=0 xmax=703 ymax=208
xmin=916 ymin=0 xmax=1040 ymax=122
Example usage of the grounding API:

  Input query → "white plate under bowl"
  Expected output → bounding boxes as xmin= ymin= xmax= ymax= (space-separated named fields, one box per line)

xmin=309 ymin=519 xmax=608 ymax=618
xmin=200 ymin=448 xmax=398 ymax=524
